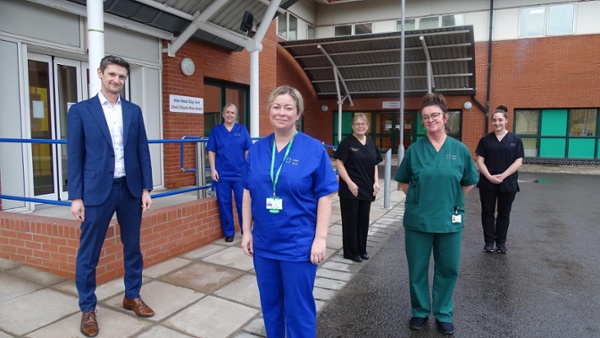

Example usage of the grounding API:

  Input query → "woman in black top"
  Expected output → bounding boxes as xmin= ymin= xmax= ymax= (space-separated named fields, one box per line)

xmin=334 ymin=113 xmax=383 ymax=262
xmin=475 ymin=106 xmax=524 ymax=254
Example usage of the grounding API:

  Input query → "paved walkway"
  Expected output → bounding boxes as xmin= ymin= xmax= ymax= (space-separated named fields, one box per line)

xmin=1 ymin=163 xmax=597 ymax=338
xmin=0 ymin=179 xmax=406 ymax=338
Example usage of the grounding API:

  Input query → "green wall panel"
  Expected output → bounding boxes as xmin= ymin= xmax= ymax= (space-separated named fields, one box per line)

xmin=568 ymin=139 xmax=595 ymax=159
xmin=539 ymin=138 xmax=566 ymax=158
xmin=540 ymin=109 xmax=568 ymax=136
xmin=333 ymin=111 xmax=354 ymax=145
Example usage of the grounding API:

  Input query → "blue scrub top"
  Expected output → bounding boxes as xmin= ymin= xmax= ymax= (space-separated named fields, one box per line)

xmin=242 ymin=133 xmax=339 ymax=262
xmin=206 ymin=123 xmax=252 ymax=181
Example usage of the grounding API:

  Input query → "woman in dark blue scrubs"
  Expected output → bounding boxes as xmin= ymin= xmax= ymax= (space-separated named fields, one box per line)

xmin=207 ymin=103 xmax=252 ymax=242
xmin=476 ymin=105 xmax=524 ymax=254
xmin=241 ymin=85 xmax=338 ymax=337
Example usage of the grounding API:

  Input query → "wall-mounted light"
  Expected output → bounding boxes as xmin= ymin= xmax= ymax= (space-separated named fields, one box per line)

xmin=180 ymin=57 xmax=195 ymax=76
xmin=463 ymin=101 xmax=472 ymax=110
xmin=321 ymin=104 xmax=328 ymax=112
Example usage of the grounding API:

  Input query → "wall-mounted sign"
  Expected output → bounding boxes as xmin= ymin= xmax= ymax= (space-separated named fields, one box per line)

xmin=382 ymin=101 xmax=401 ymax=109
xmin=169 ymin=95 xmax=204 ymax=114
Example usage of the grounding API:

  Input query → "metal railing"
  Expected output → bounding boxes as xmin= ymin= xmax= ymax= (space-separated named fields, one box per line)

xmin=0 ymin=137 xmax=211 ymax=208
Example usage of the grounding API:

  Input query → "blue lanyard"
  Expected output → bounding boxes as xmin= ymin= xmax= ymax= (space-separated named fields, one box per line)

xmin=270 ymin=132 xmax=297 ymax=197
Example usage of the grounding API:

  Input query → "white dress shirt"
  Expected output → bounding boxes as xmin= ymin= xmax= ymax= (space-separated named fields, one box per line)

xmin=98 ymin=92 xmax=125 ymax=178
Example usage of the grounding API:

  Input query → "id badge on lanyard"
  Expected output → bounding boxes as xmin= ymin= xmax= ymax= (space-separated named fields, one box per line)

xmin=267 ymin=133 xmax=296 ymax=214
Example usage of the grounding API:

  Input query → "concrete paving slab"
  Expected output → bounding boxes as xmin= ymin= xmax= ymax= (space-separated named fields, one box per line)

xmin=0 ymin=273 xmax=44 ymax=303
xmin=316 ymin=268 xmax=353 ymax=282
xmin=7 ymin=265 xmax=66 ymax=286
xmin=142 ymin=257 xmax=192 ymax=278
xmin=313 ymin=287 xmax=337 ymax=301
xmin=240 ymin=317 xmax=266 ymax=337
xmin=0 ymin=258 xmax=20 ymax=271
xmin=321 ymin=260 xmax=363 ymax=273
xmin=315 ymin=276 xmax=347 ymax=291
xmin=203 ymin=246 xmax=255 ymax=271
xmin=27 ymin=307 xmax=151 ymax=338
xmin=0 ymin=288 xmax=77 ymax=335
xmin=325 ymin=234 xmax=343 ymax=250
xmin=163 ymin=296 xmax=259 ymax=338
xmin=136 ymin=325 xmax=195 ymax=338
xmin=159 ymin=262 xmax=244 ymax=294
xmin=232 ymin=332 xmax=265 ymax=338
xmin=0 ymin=330 xmax=12 ymax=338
xmin=179 ymin=243 xmax=227 ymax=260
xmin=214 ymin=274 xmax=261 ymax=309
xmin=104 ymin=280 xmax=205 ymax=321
xmin=328 ymin=224 xmax=343 ymax=236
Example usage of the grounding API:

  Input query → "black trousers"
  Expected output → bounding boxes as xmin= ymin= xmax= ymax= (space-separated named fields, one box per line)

xmin=479 ymin=189 xmax=517 ymax=245
xmin=340 ymin=197 xmax=372 ymax=258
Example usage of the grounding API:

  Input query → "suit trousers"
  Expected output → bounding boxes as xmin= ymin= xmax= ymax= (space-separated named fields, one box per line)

xmin=253 ymin=255 xmax=318 ymax=338
xmin=340 ymin=197 xmax=372 ymax=258
xmin=214 ymin=180 xmax=244 ymax=237
xmin=479 ymin=189 xmax=517 ymax=245
xmin=76 ymin=178 xmax=143 ymax=312
xmin=405 ymin=229 xmax=462 ymax=322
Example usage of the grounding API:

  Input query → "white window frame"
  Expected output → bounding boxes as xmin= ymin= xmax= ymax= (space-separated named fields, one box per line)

xmin=519 ymin=3 xmax=575 ymax=38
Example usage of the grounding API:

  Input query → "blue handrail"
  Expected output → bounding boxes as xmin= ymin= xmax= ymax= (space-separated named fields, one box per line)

xmin=0 ymin=137 xmax=210 ymax=207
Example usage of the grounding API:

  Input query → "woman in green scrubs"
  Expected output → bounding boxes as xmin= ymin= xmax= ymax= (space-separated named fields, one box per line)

xmin=395 ymin=93 xmax=479 ymax=336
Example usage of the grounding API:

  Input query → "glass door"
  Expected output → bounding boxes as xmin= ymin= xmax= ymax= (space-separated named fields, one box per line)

xmin=28 ymin=54 xmax=87 ymax=201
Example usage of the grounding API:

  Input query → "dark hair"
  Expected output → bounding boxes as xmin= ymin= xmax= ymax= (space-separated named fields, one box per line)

xmin=99 ymin=55 xmax=130 ymax=75
xmin=492 ymin=105 xmax=509 ymax=119
xmin=420 ymin=93 xmax=448 ymax=113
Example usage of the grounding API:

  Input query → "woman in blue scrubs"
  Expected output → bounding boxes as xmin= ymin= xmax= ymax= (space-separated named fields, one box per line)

xmin=207 ymin=103 xmax=252 ymax=242
xmin=241 ymin=85 xmax=338 ymax=337
xmin=476 ymin=105 xmax=524 ymax=254
xmin=395 ymin=93 xmax=479 ymax=336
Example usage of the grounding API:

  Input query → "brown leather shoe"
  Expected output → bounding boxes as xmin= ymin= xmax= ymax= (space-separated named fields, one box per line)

xmin=80 ymin=310 xmax=99 ymax=337
xmin=122 ymin=296 xmax=155 ymax=317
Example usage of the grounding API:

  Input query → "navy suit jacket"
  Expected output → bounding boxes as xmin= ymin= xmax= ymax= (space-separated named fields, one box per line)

xmin=67 ymin=95 xmax=153 ymax=206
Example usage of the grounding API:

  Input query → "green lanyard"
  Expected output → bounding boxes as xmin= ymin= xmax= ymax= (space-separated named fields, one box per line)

xmin=270 ymin=132 xmax=297 ymax=197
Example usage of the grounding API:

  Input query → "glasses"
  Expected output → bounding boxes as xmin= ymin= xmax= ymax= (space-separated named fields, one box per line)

xmin=421 ymin=112 xmax=442 ymax=122
xmin=353 ymin=122 xmax=368 ymax=126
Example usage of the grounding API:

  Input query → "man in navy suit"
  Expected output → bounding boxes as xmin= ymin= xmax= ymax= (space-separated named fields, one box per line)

xmin=68 ymin=55 xmax=154 ymax=337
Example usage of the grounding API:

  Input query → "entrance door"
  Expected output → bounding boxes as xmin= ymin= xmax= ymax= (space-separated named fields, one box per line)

xmin=373 ymin=112 xmax=413 ymax=154
xmin=27 ymin=54 xmax=88 ymax=201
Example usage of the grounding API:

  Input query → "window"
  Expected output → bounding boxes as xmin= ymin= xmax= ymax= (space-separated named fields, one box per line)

xmin=277 ymin=13 xmax=298 ymax=40
xmin=515 ymin=110 xmax=539 ymax=134
xmin=396 ymin=18 xmax=416 ymax=31
xmin=335 ymin=23 xmax=372 ymax=36
xmin=307 ymin=25 xmax=315 ymax=39
xmin=547 ymin=4 xmax=574 ymax=36
xmin=519 ymin=3 xmax=574 ymax=38
xmin=334 ymin=25 xmax=352 ymax=36
xmin=397 ymin=14 xmax=464 ymax=31
xmin=515 ymin=108 xmax=600 ymax=159
xmin=420 ymin=16 xmax=439 ymax=29
xmin=354 ymin=23 xmax=372 ymax=35
xmin=569 ymin=109 xmax=597 ymax=137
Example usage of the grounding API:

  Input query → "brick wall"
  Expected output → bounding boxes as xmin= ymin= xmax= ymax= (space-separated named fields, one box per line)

xmin=0 ymin=198 xmax=222 ymax=283
xmin=161 ymin=23 xmax=279 ymax=188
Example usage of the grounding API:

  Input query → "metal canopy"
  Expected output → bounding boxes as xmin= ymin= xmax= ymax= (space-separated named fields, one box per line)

xmin=280 ymin=25 xmax=477 ymax=99
xmin=66 ymin=0 xmax=298 ymax=51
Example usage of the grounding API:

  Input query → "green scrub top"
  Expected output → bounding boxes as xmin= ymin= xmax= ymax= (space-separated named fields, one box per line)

xmin=395 ymin=137 xmax=479 ymax=233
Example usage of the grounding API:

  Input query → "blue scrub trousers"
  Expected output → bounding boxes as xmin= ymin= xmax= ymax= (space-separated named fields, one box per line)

xmin=214 ymin=179 xmax=244 ymax=237
xmin=76 ymin=177 xmax=143 ymax=312
xmin=404 ymin=228 xmax=462 ymax=322
xmin=254 ymin=255 xmax=318 ymax=338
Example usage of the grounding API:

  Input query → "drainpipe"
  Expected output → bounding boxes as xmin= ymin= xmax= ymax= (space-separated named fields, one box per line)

xmin=484 ymin=0 xmax=495 ymax=133
xmin=87 ymin=0 xmax=104 ymax=95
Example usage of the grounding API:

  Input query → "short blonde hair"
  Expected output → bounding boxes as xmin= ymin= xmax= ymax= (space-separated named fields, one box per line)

xmin=267 ymin=85 xmax=304 ymax=118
